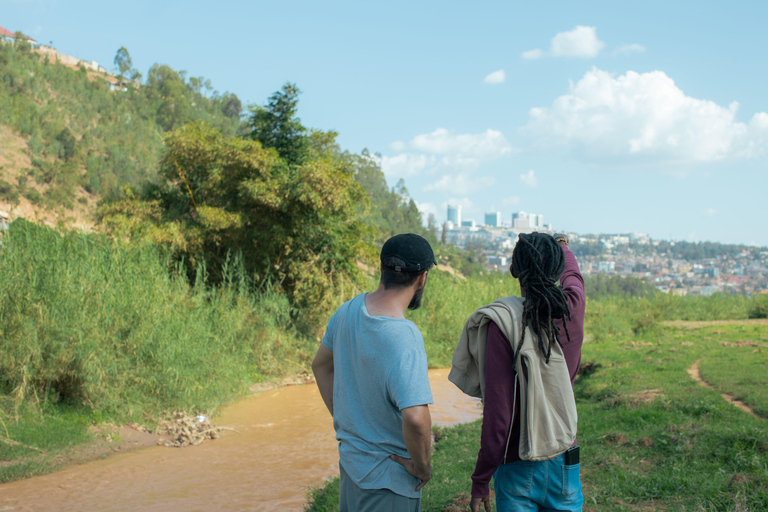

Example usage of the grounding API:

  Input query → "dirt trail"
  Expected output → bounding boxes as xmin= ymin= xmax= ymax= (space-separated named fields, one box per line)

xmin=687 ymin=359 xmax=763 ymax=420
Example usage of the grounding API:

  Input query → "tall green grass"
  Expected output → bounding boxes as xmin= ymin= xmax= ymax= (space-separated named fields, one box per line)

xmin=0 ymin=220 xmax=310 ymax=423
xmin=412 ymin=269 xmax=764 ymax=367
xmin=407 ymin=270 xmax=520 ymax=367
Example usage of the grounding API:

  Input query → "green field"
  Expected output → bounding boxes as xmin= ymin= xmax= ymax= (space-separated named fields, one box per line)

xmin=305 ymin=321 xmax=768 ymax=512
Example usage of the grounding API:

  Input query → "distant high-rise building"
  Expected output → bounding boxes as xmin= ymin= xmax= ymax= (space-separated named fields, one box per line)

xmin=461 ymin=219 xmax=476 ymax=228
xmin=447 ymin=205 xmax=462 ymax=226
xmin=485 ymin=211 xmax=502 ymax=227
xmin=512 ymin=211 xmax=529 ymax=230
xmin=512 ymin=211 xmax=547 ymax=230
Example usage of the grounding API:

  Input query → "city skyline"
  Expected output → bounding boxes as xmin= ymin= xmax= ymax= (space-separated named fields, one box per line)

xmin=2 ymin=1 xmax=768 ymax=245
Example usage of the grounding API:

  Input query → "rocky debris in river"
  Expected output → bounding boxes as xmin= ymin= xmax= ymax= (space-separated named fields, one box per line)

xmin=156 ymin=411 xmax=225 ymax=448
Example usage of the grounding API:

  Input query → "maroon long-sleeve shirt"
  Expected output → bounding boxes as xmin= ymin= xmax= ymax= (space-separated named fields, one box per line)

xmin=471 ymin=244 xmax=586 ymax=498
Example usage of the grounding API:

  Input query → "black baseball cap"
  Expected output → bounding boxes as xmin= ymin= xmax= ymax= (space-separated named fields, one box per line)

xmin=380 ymin=233 xmax=437 ymax=272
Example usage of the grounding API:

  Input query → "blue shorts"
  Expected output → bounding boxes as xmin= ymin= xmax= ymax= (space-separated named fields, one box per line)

xmin=493 ymin=452 xmax=583 ymax=512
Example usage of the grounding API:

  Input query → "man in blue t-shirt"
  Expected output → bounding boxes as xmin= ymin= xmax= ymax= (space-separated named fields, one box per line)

xmin=312 ymin=233 xmax=436 ymax=512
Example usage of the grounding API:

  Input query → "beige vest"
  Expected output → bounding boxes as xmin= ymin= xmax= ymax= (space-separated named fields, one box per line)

xmin=448 ymin=296 xmax=577 ymax=461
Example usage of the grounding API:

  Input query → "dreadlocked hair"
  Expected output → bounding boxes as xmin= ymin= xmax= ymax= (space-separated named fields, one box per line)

xmin=511 ymin=232 xmax=572 ymax=364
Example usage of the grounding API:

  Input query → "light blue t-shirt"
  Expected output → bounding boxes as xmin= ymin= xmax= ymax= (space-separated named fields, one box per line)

xmin=322 ymin=293 xmax=433 ymax=498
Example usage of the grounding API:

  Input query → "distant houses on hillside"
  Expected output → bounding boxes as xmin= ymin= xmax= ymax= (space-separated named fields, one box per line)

xmin=1 ymin=23 xmax=131 ymax=91
xmin=0 ymin=24 xmax=38 ymax=47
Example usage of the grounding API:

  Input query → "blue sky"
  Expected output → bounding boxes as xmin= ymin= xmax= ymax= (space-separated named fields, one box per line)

xmin=3 ymin=0 xmax=768 ymax=245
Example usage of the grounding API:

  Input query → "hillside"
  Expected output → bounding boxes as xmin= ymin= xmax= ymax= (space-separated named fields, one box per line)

xmin=0 ymin=40 xmax=241 ymax=226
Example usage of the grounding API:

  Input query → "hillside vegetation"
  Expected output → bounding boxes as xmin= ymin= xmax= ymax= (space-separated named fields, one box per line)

xmin=0 ymin=41 xmax=241 ymax=218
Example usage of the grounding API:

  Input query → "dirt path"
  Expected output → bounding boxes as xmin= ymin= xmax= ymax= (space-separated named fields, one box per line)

xmin=687 ymin=359 xmax=763 ymax=420
xmin=666 ymin=319 xmax=768 ymax=329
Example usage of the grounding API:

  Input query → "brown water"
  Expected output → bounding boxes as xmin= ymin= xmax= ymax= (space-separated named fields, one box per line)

xmin=0 ymin=370 xmax=481 ymax=511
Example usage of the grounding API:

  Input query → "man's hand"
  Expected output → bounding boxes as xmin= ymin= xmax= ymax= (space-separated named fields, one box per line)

xmin=390 ymin=454 xmax=432 ymax=491
xmin=398 ymin=405 xmax=432 ymax=490
xmin=470 ymin=495 xmax=491 ymax=512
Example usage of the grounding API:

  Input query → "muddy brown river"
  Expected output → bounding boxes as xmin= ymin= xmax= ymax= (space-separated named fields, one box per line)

xmin=0 ymin=370 xmax=481 ymax=511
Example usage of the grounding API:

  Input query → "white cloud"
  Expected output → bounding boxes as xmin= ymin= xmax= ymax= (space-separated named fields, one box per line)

xmin=484 ymin=69 xmax=506 ymax=85
xmin=502 ymin=195 xmax=520 ymax=206
xmin=424 ymin=174 xmax=496 ymax=195
xmin=521 ymin=49 xmax=543 ymax=60
xmin=520 ymin=169 xmax=538 ymax=187
xmin=410 ymin=128 xmax=512 ymax=158
xmin=522 ymin=67 xmax=768 ymax=164
xmin=380 ymin=154 xmax=435 ymax=180
xmin=414 ymin=200 xmax=439 ymax=225
xmin=551 ymin=26 xmax=605 ymax=58
xmin=523 ymin=26 xmax=605 ymax=60
xmin=385 ymin=128 xmax=512 ymax=198
xmin=702 ymin=208 xmax=717 ymax=217
xmin=390 ymin=140 xmax=406 ymax=151
xmin=613 ymin=43 xmax=646 ymax=56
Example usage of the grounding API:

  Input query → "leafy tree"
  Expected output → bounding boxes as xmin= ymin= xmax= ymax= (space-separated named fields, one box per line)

xmin=99 ymin=121 xmax=368 ymax=331
xmin=247 ymin=82 xmax=311 ymax=166
xmin=146 ymin=64 xmax=192 ymax=131
xmin=14 ymin=31 xmax=31 ymax=53
xmin=56 ymin=127 xmax=76 ymax=161
xmin=114 ymin=47 xmax=132 ymax=80
xmin=221 ymin=92 xmax=242 ymax=119
xmin=347 ymin=150 xmax=437 ymax=247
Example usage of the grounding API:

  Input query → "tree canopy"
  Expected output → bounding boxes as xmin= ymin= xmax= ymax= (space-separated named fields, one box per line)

xmin=101 ymin=107 xmax=369 ymax=331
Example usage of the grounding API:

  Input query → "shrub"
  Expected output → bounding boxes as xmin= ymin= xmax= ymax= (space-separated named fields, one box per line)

xmin=748 ymin=296 xmax=768 ymax=319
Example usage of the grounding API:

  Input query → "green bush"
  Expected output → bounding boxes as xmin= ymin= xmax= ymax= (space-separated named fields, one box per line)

xmin=24 ymin=188 xmax=42 ymax=204
xmin=748 ymin=296 xmax=768 ymax=319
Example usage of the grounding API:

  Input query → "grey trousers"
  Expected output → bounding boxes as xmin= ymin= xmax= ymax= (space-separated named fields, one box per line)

xmin=339 ymin=464 xmax=421 ymax=512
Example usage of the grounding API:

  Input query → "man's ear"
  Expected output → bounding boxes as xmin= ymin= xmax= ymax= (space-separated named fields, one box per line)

xmin=417 ymin=271 xmax=429 ymax=288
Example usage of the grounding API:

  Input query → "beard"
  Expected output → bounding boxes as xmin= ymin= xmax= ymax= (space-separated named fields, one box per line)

xmin=407 ymin=284 xmax=425 ymax=310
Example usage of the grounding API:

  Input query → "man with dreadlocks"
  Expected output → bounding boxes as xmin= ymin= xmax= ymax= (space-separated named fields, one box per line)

xmin=449 ymin=232 xmax=585 ymax=512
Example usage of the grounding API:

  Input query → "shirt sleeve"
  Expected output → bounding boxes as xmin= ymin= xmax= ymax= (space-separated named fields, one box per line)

xmin=386 ymin=328 xmax=433 ymax=410
xmin=559 ymin=244 xmax=586 ymax=317
xmin=471 ymin=321 xmax=516 ymax=498
xmin=321 ymin=313 xmax=335 ymax=351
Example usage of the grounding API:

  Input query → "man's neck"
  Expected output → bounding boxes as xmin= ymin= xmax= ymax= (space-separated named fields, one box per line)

xmin=365 ymin=283 xmax=412 ymax=319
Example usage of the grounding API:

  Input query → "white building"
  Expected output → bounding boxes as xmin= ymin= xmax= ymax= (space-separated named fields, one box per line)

xmin=512 ymin=211 xmax=548 ymax=231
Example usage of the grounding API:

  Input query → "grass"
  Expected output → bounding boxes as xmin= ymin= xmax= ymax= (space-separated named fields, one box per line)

xmin=696 ymin=324 xmax=768 ymax=418
xmin=576 ymin=322 xmax=768 ymax=510
xmin=305 ymin=322 xmax=768 ymax=512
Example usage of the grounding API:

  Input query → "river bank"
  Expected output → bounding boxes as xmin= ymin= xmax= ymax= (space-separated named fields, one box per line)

xmin=0 ymin=369 xmax=481 ymax=512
